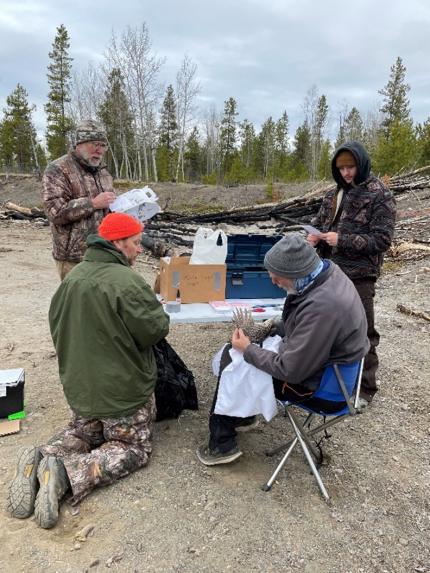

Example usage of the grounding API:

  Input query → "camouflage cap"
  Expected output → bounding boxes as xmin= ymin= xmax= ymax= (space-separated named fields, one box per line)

xmin=75 ymin=119 xmax=107 ymax=146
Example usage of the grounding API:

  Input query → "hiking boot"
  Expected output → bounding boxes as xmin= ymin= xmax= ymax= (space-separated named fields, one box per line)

xmin=235 ymin=416 xmax=260 ymax=433
xmin=7 ymin=446 xmax=42 ymax=519
xmin=34 ymin=456 xmax=70 ymax=529
xmin=196 ymin=444 xmax=242 ymax=466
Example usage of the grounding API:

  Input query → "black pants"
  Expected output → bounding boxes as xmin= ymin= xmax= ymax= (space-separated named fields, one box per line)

xmin=352 ymin=278 xmax=379 ymax=401
xmin=209 ymin=347 xmax=346 ymax=453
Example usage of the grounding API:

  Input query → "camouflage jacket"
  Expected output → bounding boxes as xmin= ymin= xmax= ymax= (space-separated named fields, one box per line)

xmin=311 ymin=175 xmax=396 ymax=280
xmin=42 ymin=151 xmax=114 ymax=262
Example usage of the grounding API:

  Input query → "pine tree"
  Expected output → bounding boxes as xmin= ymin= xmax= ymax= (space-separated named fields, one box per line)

xmin=274 ymin=111 xmax=289 ymax=177
xmin=220 ymin=97 xmax=238 ymax=176
xmin=45 ymin=24 xmax=73 ymax=159
xmin=239 ymin=119 xmax=256 ymax=170
xmin=317 ymin=140 xmax=332 ymax=179
xmin=336 ymin=107 xmax=365 ymax=147
xmin=258 ymin=117 xmax=276 ymax=178
xmin=416 ymin=118 xmax=430 ymax=166
xmin=184 ymin=126 xmax=202 ymax=181
xmin=379 ymin=56 xmax=411 ymax=136
xmin=0 ymin=84 xmax=44 ymax=172
xmin=373 ymin=120 xmax=417 ymax=175
xmin=99 ymin=68 xmax=134 ymax=179
xmin=290 ymin=121 xmax=311 ymax=180
xmin=157 ymin=85 xmax=178 ymax=181
xmin=310 ymin=94 xmax=329 ymax=178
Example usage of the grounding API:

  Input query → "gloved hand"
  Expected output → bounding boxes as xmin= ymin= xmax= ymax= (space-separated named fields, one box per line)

xmin=267 ymin=316 xmax=284 ymax=337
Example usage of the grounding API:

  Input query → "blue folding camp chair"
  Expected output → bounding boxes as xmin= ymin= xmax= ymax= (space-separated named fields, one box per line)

xmin=262 ymin=358 xmax=364 ymax=500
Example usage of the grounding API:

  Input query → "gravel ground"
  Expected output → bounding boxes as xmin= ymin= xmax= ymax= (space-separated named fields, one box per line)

xmin=0 ymin=175 xmax=313 ymax=211
xmin=0 ymin=221 xmax=429 ymax=573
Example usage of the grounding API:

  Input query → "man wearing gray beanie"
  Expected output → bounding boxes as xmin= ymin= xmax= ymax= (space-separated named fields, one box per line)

xmin=42 ymin=119 xmax=116 ymax=280
xmin=197 ymin=233 xmax=369 ymax=466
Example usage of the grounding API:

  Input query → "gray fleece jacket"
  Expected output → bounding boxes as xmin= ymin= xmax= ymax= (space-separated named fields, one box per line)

xmin=244 ymin=262 xmax=369 ymax=391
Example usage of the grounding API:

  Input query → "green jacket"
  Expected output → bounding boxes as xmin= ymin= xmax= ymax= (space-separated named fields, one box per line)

xmin=49 ymin=235 xmax=170 ymax=418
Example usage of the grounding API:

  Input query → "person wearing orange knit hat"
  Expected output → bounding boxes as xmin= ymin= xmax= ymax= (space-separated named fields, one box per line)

xmin=8 ymin=211 xmax=169 ymax=529
xmin=98 ymin=212 xmax=144 ymax=266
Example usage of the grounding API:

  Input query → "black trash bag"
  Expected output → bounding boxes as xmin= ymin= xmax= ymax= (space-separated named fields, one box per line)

xmin=153 ymin=338 xmax=198 ymax=421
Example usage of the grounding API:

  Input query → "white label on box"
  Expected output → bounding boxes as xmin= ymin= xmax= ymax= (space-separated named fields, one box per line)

xmin=0 ymin=385 xmax=7 ymax=397
xmin=0 ymin=368 xmax=24 ymax=387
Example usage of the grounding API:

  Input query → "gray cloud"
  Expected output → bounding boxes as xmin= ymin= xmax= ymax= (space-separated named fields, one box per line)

xmin=1 ymin=0 xmax=429 ymax=142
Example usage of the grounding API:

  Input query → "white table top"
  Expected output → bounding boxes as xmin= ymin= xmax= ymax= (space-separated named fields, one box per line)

xmin=164 ymin=298 xmax=285 ymax=324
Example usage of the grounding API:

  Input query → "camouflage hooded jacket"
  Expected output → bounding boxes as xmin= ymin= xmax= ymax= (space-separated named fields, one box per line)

xmin=311 ymin=141 xmax=396 ymax=280
xmin=42 ymin=151 xmax=114 ymax=262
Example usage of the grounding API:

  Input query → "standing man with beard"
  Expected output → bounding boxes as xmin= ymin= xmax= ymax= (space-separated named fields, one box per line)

xmin=307 ymin=141 xmax=396 ymax=408
xmin=42 ymin=119 xmax=116 ymax=280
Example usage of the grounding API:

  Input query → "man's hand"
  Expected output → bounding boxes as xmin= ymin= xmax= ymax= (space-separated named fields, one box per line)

xmin=231 ymin=328 xmax=251 ymax=353
xmin=92 ymin=192 xmax=116 ymax=210
xmin=320 ymin=231 xmax=339 ymax=247
xmin=307 ymin=233 xmax=320 ymax=247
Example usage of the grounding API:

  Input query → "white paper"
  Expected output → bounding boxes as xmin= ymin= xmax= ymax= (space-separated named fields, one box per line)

xmin=300 ymin=224 xmax=322 ymax=236
xmin=110 ymin=187 xmax=161 ymax=222
xmin=213 ymin=336 xmax=281 ymax=421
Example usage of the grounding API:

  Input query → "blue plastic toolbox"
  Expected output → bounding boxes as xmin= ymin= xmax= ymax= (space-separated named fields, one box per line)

xmin=225 ymin=234 xmax=285 ymax=298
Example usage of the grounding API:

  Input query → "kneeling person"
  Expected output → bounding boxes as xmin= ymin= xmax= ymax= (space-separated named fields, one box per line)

xmin=8 ymin=213 xmax=170 ymax=528
xmin=197 ymin=233 xmax=369 ymax=466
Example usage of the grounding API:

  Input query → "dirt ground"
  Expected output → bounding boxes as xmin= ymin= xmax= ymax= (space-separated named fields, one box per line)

xmin=0 ymin=174 xmax=314 ymax=212
xmin=0 ymin=198 xmax=429 ymax=572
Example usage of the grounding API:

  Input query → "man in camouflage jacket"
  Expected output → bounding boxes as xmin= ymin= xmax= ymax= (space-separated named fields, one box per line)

xmin=307 ymin=141 xmax=396 ymax=404
xmin=7 ymin=213 xmax=170 ymax=529
xmin=42 ymin=119 xmax=116 ymax=280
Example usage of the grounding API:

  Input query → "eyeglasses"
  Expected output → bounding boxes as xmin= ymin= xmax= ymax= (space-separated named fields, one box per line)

xmin=89 ymin=142 xmax=108 ymax=150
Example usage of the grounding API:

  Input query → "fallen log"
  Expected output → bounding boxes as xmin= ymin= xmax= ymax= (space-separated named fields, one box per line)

xmin=4 ymin=201 xmax=45 ymax=219
xmin=396 ymin=304 xmax=430 ymax=322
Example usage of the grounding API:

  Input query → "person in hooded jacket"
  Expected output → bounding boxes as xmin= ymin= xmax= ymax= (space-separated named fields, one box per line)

xmin=307 ymin=141 xmax=396 ymax=407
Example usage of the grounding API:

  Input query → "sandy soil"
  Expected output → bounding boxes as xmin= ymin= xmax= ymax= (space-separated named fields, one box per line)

xmin=0 ymin=218 xmax=429 ymax=573
xmin=0 ymin=174 xmax=314 ymax=212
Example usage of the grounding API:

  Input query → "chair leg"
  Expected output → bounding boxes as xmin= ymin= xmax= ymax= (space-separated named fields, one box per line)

xmin=288 ymin=409 xmax=322 ymax=464
xmin=288 ymin=411 xmax=330 ymax=500
xmin=262 ymin=437 xmax=298 ymax=491
xmin=265 ymin=412 xmax=314 ymax=457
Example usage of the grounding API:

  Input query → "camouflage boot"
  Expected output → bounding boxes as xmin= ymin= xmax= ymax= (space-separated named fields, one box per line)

xmin=34 ymin=456 xmax=70 ymax=529
xmin=7 ymin=446 xmax=42 ymax=519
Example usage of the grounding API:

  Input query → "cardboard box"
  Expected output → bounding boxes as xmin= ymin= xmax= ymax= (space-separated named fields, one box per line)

xmin=160 ymin=256 xmax=226 ymax=303
xmin=0 ymin=419 xmax=20 ymax=436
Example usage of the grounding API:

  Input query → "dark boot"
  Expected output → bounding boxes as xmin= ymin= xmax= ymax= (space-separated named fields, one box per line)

xmin=7 ymin=446 xmax=42 ymax=519
xmin=34 ymin=456 xmax=70 ymax=529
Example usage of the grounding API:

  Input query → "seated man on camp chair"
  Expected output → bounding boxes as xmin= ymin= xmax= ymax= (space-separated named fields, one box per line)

xmin=196 ymin=233 xmax=369 ymax=466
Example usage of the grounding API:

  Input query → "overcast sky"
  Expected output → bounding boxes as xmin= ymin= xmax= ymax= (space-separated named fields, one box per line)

xmin=1 ymin=0 xmax=429 ymax=142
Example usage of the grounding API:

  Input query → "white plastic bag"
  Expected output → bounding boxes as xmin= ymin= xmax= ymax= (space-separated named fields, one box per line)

xmin=189 ymin=227 xmax=228 ymax=264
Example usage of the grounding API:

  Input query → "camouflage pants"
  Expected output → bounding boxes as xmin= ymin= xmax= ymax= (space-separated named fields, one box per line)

xmin=40 ymin=395 xmax=156 ymax=505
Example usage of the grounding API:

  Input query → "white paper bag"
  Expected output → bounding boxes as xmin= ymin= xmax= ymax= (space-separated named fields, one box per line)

xmin=189 ymin=227 xmax=228 ymax=264
xmin=110 ymin=186 xmax=161 ymax=222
